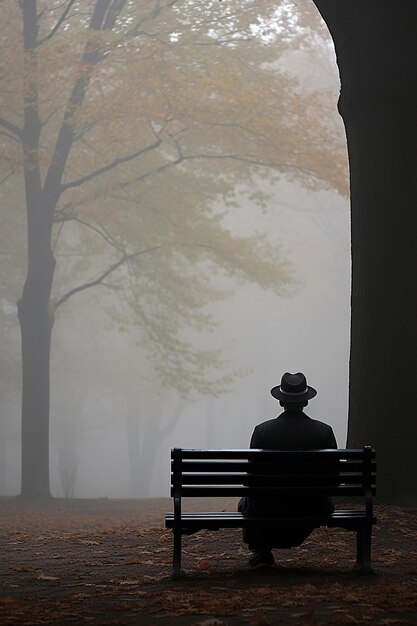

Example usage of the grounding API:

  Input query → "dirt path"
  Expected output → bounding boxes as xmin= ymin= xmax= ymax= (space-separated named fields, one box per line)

xmin=1 ymin=497 xmax=417 ymax=625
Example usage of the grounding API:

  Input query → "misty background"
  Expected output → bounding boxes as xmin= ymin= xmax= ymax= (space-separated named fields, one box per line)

xmin=0 ymin=1 xmax=349 ymax=499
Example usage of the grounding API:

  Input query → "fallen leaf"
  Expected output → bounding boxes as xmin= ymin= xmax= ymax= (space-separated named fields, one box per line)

xmin=36 ymin=571 xmax=60 ymax=585
xmin=115 ymin=579 xmax=140 ymax=586
xmin=249 ymin=613 xmax=271 ymax=626
xmin=195 ymin=618 xmax=226 ymax=626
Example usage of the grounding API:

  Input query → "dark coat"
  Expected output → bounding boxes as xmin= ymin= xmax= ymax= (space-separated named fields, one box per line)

xmin=239 ymin=409 xmax=338 ymax=549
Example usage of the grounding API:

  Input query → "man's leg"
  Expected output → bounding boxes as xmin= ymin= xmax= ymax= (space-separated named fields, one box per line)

xmin=248 ymin=546 xmax=275 ymax=568
xmin=237 ymin=499 xmax=274 ymax=567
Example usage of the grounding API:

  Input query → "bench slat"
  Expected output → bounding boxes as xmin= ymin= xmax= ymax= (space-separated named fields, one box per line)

xmin=166 ymin=510 xmax=370 ymax=520
xmin=172 ymin=473 xmax=375 ymax=486
xmin=178 ymin=449 xmax=373 ymax=460
xmin=178 ymin=461 xmax=376 ymax=472
xmin=165 ymin=510 xmax=377 ymax=529
xmin=174 ymin=485 xmax=376 ymax=497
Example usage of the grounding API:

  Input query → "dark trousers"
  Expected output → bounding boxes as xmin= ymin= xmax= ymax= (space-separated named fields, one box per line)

xmin=238 ymin=496 xmax=330 ymax=550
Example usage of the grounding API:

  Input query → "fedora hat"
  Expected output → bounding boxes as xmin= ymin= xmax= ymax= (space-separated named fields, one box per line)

xmin=270 ymin=372 xmax=317 ymax=402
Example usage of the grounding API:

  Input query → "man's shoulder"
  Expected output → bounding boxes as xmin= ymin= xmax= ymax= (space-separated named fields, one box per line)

xmin=308 ymin=416 xmax=334 ymax=430
xmin=250 ymin=418 xmax=277 ymax=446
xmin=306 ymin=416 xmax=337 ymax=447
xmin=306 ymin=416 xmax=336 ymax=438
xmin=253 ymin=417 xmax=277 ymax=432
xmin=254 ymin=414 xmax=331 ymax=430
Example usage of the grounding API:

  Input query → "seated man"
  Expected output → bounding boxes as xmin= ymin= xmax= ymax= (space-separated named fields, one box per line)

xmin=239 ymin=371 xmax=338 ymax=567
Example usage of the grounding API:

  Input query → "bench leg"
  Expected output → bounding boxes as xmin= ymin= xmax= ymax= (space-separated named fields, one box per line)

xmin=173 ymin=527 xmax=182 ymax=579
xmin=356 ymin=527 xmax=372 ymax=574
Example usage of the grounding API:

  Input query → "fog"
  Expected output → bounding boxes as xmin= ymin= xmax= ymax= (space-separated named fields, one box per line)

xmin=1 ymin=179 xmax=350 ymax=498
xmin=0 ymin=2 xmax=350 ymax=500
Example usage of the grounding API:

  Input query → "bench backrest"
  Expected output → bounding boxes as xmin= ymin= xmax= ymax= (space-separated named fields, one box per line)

xmin=170 ymin=447 xmax=376 ymax=498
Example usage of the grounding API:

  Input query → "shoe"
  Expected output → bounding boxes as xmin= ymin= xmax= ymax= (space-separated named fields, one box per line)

xmin=249 ymin=550 xmax=275 ymax=568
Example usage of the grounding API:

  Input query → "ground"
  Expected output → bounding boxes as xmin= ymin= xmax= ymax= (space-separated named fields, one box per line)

xmin=1 ymin=497 xmax=417 ymax=625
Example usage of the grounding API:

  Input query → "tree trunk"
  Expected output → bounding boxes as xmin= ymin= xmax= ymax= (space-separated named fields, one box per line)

xmin=18 ymin=0 xmax=56 ymax=499
xmin=16 ymin=0 xmax=116 ymax=499
xmin=126 ymin=396 xmax=143 ymax=498
xmin=126 ymin=405 xmax=160 ymax=499
xmin=18 ymin=197 xmax=55 ymax=499
xmin=313 ymin=1 xmax=417 ymax=503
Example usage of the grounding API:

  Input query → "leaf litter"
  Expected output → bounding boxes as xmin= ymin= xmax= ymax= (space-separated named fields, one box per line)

xmin=0 ymin=498 xmax=416 ymax=625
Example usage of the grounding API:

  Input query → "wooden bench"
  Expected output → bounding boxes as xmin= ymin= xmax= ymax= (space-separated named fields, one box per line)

xmin=165 ymin=446 xmax=376 ymax=578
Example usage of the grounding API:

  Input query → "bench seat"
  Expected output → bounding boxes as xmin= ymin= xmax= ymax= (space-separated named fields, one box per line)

xmin=165 ymin=509 xmax=376 ymax=531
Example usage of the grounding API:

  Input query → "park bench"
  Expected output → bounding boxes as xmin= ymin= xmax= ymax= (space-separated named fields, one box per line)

xmin=165 ymin=446 xmax=376 ymax=578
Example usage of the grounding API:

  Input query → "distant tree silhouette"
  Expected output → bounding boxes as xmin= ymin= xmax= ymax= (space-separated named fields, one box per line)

xmin=313 ymin=0 xmax=417 ymax=503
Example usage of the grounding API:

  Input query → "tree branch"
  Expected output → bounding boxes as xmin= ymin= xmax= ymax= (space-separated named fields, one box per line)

xmin=42 ymin=0 xmax=117 ymax=205
xmin=114 ymin=150 xmax=326 ymax=192
xmin=53 ymin=245 xmax=161 ymax=310
xmin=103 ymin=0 xmax=128 ymax=29
xmin=20 ymin=0 xmax=43 ymax=203
xmin=38 ymin=0 xmax=77 ymax=43
xmin=178 ymin=152 xmax=334 ymax=186
xmin=0 ymin=170 xmax=14 ymax=186
xmin=71 ymin=217 xmax=125 ymax=252
xmin=61 ymin=138 xmax=161 ymax=191
xmin=128 ymin=0 xmax=180 ymax=35
xmin=0 ymin=130 xmax=21 ymax=145
xmin=0 ymin=117 xmax=22 ymax=139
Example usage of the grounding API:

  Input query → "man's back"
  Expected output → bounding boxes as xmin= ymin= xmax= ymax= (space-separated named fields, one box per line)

xmin=250 ymin=409 xmax=337 ymax=451
xmin=247 ymin=409 xmax=338 ymax=517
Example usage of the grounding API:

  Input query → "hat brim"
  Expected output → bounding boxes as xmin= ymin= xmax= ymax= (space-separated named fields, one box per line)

xmin=270 ymin=386 xmax=317 ymax=402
